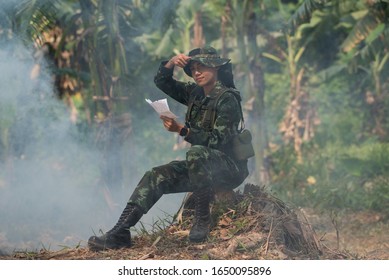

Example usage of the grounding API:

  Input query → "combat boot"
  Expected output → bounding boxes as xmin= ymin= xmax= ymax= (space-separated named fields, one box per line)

xmin=88 ymin=203 xmax=143 ymax=251
xmin=189 ymin=188 xmax=212 ymax=243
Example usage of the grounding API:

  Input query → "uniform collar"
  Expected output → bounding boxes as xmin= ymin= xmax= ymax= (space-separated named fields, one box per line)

xmin=206 ymin=81 xmax=224 ymax=99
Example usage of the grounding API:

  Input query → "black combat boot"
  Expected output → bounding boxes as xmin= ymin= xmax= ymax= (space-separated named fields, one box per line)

xmin=88 ymin=203 xmax=143 ymax=251
xmin=189 ymin=188 xmax=212 ymax=243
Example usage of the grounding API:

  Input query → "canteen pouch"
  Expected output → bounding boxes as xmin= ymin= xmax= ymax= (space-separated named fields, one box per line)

xmin=232 ymin=129 xmax=255 ymax=161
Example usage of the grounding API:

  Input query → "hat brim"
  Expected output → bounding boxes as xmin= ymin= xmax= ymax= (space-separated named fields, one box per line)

xmin=184 ymin=57 xmax=230 ymax=77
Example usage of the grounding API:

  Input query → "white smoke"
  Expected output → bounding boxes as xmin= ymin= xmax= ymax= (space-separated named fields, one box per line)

xmin=0 ymin=1 xmax=187 ymax=256
xmin=0 ymin=37 xmax=109 ymax=253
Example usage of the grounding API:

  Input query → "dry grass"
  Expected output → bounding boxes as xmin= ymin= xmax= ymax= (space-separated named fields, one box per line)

xmin=2 ymin=184 xmax=385 ymax=260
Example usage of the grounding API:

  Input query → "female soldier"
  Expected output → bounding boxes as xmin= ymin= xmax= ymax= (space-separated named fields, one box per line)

xmin=88 ymin=46 xmax=249 ymax=251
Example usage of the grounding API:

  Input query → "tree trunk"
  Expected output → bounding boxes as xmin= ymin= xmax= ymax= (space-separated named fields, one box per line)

xmin=193 ymin=11 xmax=204 ymax=48
xmin=245 ymin=8 xmax=270 ymax=184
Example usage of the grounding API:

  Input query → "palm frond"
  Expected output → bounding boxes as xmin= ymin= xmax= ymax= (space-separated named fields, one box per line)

xmin=340 ymin=6 xmax=386 ymax=52
xmin=315 ymin=64 xmax=347 ymax=82
xmin=13 ymin=0 xmax=71 ymax=45
xmin=358 ymin=27 xmax=389 ymax=61
xmin=285 ymin=0 xmax=331 ymax=35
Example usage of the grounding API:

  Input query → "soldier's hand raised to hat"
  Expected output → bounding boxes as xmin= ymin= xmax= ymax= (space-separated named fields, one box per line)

xmin=165 ymin=54 xmax=190 ymax=69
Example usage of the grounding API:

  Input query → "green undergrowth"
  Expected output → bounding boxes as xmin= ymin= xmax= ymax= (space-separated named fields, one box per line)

xmin=270 ymin=142 xmax=389 ymax=215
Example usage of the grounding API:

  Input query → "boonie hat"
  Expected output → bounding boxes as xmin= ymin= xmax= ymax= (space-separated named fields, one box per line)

xmin=183 ymin=46 xmax=230 ymax=77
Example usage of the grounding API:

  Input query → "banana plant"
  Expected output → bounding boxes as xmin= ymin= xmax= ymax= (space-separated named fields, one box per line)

xmin=265 ymin=0 xmax=335 ymax=163
xmin=278 ymin=33 xmax=316 ymax=164
xmin=8 ymin=0 xmax=138 ymax=190
xmin=287 ymin=0 xmax=389 ymax=56
xmin=287 ymin=0 xmax=389 ymax=140
xmin=0 ymin=0 xmax=70 ymax=162
xmin=286 ymin=0 xmax=331 ymax=35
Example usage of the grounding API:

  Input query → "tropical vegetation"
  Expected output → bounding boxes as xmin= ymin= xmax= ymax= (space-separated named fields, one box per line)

xmin=1 ymin=0 xmax=389 ymax=216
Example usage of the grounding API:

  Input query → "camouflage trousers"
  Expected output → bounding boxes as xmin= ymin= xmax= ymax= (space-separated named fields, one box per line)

xmin=128 ymin=145 xmax=248 ymax=213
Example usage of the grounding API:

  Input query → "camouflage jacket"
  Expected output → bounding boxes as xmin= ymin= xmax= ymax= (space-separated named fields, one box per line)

xmin=154 ymin=62 xmax=242 ymax=158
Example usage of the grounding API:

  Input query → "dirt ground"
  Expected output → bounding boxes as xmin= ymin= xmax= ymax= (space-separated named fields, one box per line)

xmin=303 ymin=209 xmax=389 ymax=259
xmin=1 ymin=190 xmax=388 ymax=260
xmin=1 ymin=214 xmax=388 ymax=260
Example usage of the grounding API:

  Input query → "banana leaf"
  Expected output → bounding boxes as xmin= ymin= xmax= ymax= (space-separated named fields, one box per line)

xmin=341 ymin=8 xmax=386 ymax=52
xmin=285 ymin=0 xmax=331 ymax=35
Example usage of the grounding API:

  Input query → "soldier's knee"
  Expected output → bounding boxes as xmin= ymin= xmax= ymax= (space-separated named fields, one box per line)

xmin=137 ymin=170 xmax=153 ymax=186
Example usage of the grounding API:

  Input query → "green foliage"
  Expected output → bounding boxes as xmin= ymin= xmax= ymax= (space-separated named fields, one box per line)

xmin=263 ymin=72 xmax=289 ymax=138
xmin=3 ymin=0 xmax=389 ymax=219
xmin=365 ymin=176 xmax=389 ymax=212
xmin=271 ymin=142 xmax=389 ymax=213
xmin=285 ymin=0 xmax=331 ymax=35
xmin=312 ymin=75 xmax=365 ymax=146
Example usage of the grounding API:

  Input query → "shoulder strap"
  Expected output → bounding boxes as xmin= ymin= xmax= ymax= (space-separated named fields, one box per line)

xmin=209 ymin=88 xmax=245 ymax=132
xmin=185 ymin=87 xmax=203 ymax=123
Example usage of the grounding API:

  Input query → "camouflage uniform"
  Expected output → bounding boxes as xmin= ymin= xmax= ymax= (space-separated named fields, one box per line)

xmin=88 ymin=46 xmax=250 ymax=250
xmin=127 ymin=62 xmax=249 ymax=214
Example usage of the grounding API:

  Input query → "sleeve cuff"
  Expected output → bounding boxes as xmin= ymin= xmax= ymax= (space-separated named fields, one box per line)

xmin=159 ymin=61 xmax=174 ymax=75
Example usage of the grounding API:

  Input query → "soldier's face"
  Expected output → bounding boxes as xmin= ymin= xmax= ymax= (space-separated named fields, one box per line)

xmin=190 ymin=62 xmax=218 ymax=90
